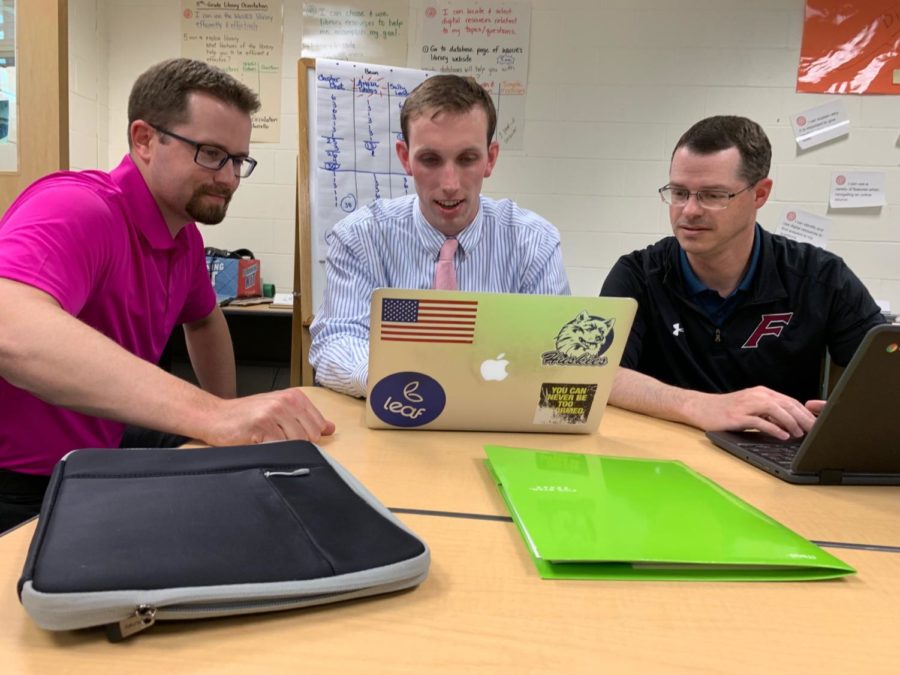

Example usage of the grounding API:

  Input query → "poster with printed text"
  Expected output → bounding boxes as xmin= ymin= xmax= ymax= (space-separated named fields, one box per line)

xmin=181 ymin=1 xmax=284 ymax=143
xmin=302 ymin=2 xmax=409 ymax=66
xmin=790 ymin=99 xmax=850 ymax=150
xmin=777 ymin=209 xmax=831 ymax=249
xmin=419 ymin=0 xmax=530 ymax=150
xmin=829 ymin=171 xmax=887 ymax=208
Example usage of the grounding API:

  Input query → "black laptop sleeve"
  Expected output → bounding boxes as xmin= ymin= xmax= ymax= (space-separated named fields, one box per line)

xmin=17 ymin=441 xmax=429 ymax=640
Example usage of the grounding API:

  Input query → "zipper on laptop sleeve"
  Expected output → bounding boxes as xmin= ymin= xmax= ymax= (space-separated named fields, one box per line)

xmin=106 ymin=590 xmax=351 ymax=641
xmin=106 ymin=604 xmax=157 ymax=642
xmin=160 ymin=591 xmax=348 ymax=617
xmin=263 ymin=468 xmax=311 ymax=477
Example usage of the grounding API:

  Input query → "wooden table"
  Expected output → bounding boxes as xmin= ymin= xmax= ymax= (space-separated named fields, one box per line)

xmin=3 ymin=388 xmax=899 ymax=673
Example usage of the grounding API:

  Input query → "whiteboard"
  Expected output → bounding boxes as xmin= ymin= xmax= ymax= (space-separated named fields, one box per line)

xmin=294 ymin=58 xmax=433 ymax=384
xmin=300 ymin=58 xmax=434 ymax=314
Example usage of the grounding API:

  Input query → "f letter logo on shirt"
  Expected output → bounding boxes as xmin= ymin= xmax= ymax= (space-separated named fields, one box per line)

xmin=742 ymin=313 xmax=794 ymax=349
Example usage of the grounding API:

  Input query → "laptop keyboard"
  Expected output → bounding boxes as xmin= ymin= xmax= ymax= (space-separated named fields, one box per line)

xmin=737 ymin=442 xmax=801 ymax=469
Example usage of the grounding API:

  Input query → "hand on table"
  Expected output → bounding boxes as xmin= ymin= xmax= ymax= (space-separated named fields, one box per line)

xmin=685 ymin=386 xmax=819 ymax=440
xmin=201 ymin=388 xmax=336 ymax=446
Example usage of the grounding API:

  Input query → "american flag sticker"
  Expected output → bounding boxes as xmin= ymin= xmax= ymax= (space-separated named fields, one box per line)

xmin=380 ymin=298 xmax=478 ymax=344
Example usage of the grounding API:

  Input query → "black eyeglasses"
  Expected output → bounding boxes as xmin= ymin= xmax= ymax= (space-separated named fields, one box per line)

xmin=658 ymin=184 xmax=755 ymax=210
xmin=149 ymin=123 xmax=257 ymax=178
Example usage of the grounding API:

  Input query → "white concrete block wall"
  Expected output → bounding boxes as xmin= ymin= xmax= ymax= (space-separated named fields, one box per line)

xmin=69 ymin=0 xmax=899 ymax=307
xmin=68 ymin=0 xmax=109 ymax=170
xmin=491 ymin=0 xmax=899 ymax=305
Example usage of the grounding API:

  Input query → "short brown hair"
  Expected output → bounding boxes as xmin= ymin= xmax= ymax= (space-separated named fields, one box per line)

xmin=127 ymin=58 xmax=260 ymax=147
xmin=673 ymin=116 xmax=772 ymax=185
xmin=400 ymin=75 xmax=497 ymax=147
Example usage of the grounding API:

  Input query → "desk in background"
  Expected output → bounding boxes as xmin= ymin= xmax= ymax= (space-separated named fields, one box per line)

xmin=2 ymin=389 xmax=899 ymax=673
xmin=161 ymin=304 xmax=293 ymax=395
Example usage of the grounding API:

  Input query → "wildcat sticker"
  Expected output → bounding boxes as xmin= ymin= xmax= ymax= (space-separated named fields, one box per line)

xmin=533 ymin=383 xmax=598 ymax=425
xmin=541 ymin=311 xmax=615 ymax=367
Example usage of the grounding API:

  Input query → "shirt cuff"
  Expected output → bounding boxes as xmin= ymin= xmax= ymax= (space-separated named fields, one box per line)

xmin=352 ymin=359 xmax=369 ymax=398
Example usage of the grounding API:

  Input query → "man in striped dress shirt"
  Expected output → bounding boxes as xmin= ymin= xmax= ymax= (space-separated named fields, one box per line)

xmin=310 ymin=75 xmax=570 ymax=398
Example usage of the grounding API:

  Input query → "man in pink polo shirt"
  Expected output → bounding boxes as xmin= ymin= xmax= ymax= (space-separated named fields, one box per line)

xmin=0 ymin=59 xmax=334 ymax=531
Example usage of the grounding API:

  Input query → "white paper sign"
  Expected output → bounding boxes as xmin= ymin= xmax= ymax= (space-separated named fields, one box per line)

xmin=420 ymin=1 xmax=531 ymax=150
xmin=776 ymin=209 xmax=831 ymax=248
xmin=181 ymin=1 xmax=284 ymax=143
xmin=302 ymin=2 xmax=409 ymax=66
xmin=791 ymin=100 xmax=849 ymax=150
xmin=829 ymin=171 xmax=887 ymax=209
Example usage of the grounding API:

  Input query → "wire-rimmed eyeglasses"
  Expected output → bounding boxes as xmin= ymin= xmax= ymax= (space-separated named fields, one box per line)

xmin=658 ymin=184 xmax=754 ymax=210
xmin=149 ymin=123 xmax=257 ymax=178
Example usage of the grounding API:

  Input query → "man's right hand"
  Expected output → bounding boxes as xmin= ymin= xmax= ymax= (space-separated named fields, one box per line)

xmin=201 ymin=388 xmax=336 ymax=446
xmin=684 ymin=386 xmax=818 ymax=440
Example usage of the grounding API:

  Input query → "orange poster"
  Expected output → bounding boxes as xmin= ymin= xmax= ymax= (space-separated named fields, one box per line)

xmin=797 ymin=0 xmax=900 ymax=94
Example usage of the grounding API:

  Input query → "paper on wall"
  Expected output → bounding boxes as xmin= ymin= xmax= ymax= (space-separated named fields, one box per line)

xmin=301 ymin=2 xmax=409 ymax=66
xmin=829 ymin=171 xmax=886 ymax=209
xmin=419 ymin=1 xmax=531 ymax=150
xmin=790 ymin=100 xmax=849 ymax=150
xmin=314 ymin=59 xmax=432 ymax=258
xmin=776 ymin=209 xmax=830 ymax=248
xmin=181 ymin=1 xmax=284 ymax=143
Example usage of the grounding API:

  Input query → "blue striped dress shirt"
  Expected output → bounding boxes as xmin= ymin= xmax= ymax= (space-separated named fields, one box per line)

xmin=309 ymin=194 xmax=571 ymax=397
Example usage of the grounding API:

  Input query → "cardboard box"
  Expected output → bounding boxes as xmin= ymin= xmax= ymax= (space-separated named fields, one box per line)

xmin=206 ymin=256 xmax=262 ymax=300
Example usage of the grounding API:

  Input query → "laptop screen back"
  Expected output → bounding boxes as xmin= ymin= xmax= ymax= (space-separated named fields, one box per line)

xmin=793 ymin=323 xmax=900 ymax=474
xmin=365 ymin=290 xmax=637 ymax=433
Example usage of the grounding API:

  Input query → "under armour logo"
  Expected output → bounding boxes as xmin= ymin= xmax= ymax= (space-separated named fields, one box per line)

xmin=742 ymin=313 xmax=793 ymax=348
xmin=672 ymin=323 xmax=685 ymax=336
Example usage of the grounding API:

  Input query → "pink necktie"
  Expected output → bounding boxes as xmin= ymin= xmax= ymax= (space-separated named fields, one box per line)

xmin=433 ymin=237 xmax=458 ymax=290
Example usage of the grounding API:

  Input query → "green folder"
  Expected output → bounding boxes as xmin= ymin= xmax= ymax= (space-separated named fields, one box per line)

xmin=484 ymin=445 xmax=854 ymax=581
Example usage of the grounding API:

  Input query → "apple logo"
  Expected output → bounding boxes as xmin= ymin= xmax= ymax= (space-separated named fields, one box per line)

xmin=480 ymin=353 xmax=510 ymax=381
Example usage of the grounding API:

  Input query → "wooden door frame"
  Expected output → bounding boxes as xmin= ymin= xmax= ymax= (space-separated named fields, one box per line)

xmin=0 ymin=0 xmax=68 ymax=213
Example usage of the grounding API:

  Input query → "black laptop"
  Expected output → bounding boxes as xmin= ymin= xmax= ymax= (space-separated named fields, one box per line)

xmin=706 ymin=324 xmax=900 ymax=485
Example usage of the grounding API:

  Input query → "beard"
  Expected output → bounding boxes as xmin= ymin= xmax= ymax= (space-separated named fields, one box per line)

xmin=185 ymin=186 xmax=233 ymax=224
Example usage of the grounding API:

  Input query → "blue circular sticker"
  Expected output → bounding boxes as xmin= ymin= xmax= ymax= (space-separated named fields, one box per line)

xmin=370 ymin=372 xmax=446 ymax=427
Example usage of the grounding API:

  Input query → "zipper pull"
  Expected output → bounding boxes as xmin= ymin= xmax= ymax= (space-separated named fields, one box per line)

xmin=106 ymin=604 xmax=157 ymax=642
xmin=714 ymin=328 xmax=721 ymax=343
xmin=264 ymin=468 xmax=311 ymax=478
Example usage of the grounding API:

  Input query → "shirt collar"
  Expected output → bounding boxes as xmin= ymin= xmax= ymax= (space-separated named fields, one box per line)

xmin=413 ymin=195 xmax=485 ymax=259
xmin=680 ymin=224 xmax=761 ymax=298
xmin=110 ymin=155 xmax=183 ymax=250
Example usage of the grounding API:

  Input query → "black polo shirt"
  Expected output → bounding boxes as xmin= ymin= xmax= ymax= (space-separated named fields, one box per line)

xmin=600 ymin=226 xmax=886 ymax=402
xmin=679 ymin=224 xmax=761 ymax=326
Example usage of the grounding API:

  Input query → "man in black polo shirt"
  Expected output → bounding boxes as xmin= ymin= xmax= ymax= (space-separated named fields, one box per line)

xmin=601 ymin=115 xmax=884 ymax=440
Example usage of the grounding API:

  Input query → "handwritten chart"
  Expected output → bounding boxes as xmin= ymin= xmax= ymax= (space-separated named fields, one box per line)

xmin=314 ymin=59 xmax=430 ymax=254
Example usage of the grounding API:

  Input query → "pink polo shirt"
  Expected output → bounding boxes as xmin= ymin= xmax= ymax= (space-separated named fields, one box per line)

xmin=0 ymin=155 xmax=216 ymax=475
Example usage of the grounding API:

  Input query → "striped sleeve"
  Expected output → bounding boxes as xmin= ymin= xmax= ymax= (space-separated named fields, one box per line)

xmin=308 ymin=231 xmax=373 ymax=398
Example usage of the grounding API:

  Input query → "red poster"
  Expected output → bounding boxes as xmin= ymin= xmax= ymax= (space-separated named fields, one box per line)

xmin=797 ymin=1 xmax=900 ymax=94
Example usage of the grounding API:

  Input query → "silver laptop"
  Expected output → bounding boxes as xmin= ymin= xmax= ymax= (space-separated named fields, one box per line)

xmin=365 ymin=289 xmax=637 ymax=433
xmin=706 ymin=323 xmax=900 ymax=484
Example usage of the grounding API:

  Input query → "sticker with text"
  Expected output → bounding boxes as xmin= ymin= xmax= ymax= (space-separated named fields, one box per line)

xmin=541 ymin=312 xmax=615 ymax=367
xmin=533 ymin=383 xmax=598 ymax=425
xmin=369 ymin=372 xmax=446 ymax=427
